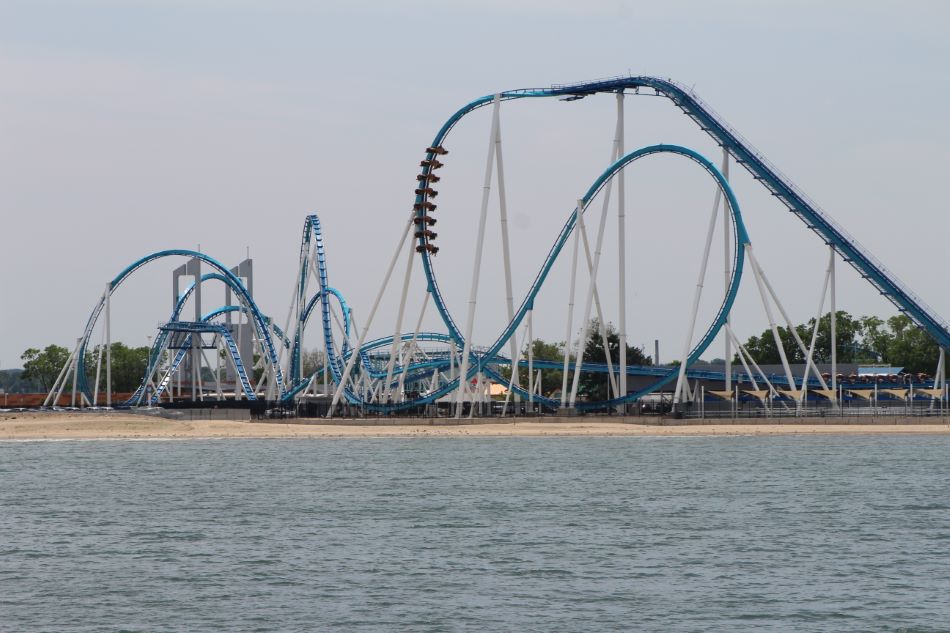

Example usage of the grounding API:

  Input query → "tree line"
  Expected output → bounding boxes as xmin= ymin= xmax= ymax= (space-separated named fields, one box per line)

xmin=17 ymin=343 xmax=151 ymax=394
xmin=502 ymin=312 xmax=943 ymax=399
xmin=738 ymin=312 xmax=939 ymax=374
xmin=11 ymin=311 xmax=941 ymax=396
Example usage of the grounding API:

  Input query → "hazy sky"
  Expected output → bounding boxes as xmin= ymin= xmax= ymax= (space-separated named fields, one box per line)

xmin=2 ymin=0 xmax=949 ymax=371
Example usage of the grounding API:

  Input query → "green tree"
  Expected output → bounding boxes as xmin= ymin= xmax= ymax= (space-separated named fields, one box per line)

xmin=879 ymin=315 xmax=939 ymax=374
xmin=737 ymin=326 xmax=801 ymax=365
xmin=497 ymin=338 xmax=568 ymax=398
xmin=87 ymin=343 xmax=150 ymax=392
xmin=529 ymin=338 xmax=568 ymax=398
xmin=21 ymin=345 xmax=70 ymax=391
xmin=857 ymin=315 xmax=888 ymax=361
xmin=799 ymin=311 xmax=865 ymax=363
xmin=738 ymin=311 xmax=864 ymax=365
xmin=113 ymin=343 xmax=149 ymax=392
xmin=737 ymin=311 xmax=942 ymax=375
xmin=577 ymin=319 xmax=649 ymax=403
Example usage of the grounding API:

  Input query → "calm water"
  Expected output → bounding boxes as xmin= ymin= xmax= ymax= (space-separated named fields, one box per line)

xmin=2 ymin=435 xmax=949 ymax=632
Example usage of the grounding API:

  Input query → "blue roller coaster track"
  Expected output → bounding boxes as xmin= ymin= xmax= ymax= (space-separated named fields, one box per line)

xmin=403 ymin=75 xmax=950 ymax=410
xmin=74 ymin=250 xmax=286 ymax=404
xmin=150 ymin=320 xmax=257 ymax=403
xmin=403 ymin=143 xmax=747 ymax=411
xmin=62 ymin=75 xmax=950 ymax=413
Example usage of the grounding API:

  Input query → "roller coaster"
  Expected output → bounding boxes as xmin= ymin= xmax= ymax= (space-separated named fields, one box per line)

xmin=47 ymin=75 xmax=950 ymax=415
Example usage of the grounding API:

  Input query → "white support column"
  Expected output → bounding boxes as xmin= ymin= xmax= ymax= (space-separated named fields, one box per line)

xmin=560 ymin=200 xmax=584 ymax=409
xmin=720 ymin=151 xmax=732 ymax=392
xmin=494 ymin=108 xmax=519 ymax=397
xmin=192 ymin=259 xmax=201 ymax=402
xmin=455 ymin=94 xmax=502 ymax=418
xmin=616 ymin=91 xmax=628 ymax=410
xmin=829 ymin=246 xmax=837 ymax=394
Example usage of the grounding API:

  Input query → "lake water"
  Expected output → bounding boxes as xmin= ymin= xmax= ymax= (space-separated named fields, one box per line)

xmin=2 ymin=435 xmax=949 ymax=631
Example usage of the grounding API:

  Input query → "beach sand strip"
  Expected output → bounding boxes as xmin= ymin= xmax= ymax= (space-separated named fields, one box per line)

xmin=2 ymin=412 xmax=950 ymax=440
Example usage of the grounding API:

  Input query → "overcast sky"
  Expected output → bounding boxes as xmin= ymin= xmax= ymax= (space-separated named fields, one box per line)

xmin=2 ymin=0 xmax=949 ymax=371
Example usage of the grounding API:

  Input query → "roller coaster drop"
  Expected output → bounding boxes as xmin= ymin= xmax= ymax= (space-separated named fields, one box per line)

xmin=48 ymin=76 xmax=950 ymax=415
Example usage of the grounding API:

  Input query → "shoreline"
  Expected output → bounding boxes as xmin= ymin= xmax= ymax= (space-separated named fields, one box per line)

xmin=2 ymin=412 xmax=949 ymax=441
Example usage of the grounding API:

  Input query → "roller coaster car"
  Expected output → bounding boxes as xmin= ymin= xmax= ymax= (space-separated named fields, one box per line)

xmin=414 ymin=230 xmax=437 ymax=240
xmin=413 ymin=215 xmax=437 ymax=226
xmin=410 ymin=201 xmax=436 ymax=212
xmin=414 ymin=187 xmax=438 ymax=197
xmin=415 ymin=243 xmax=440 ymax=255
xmin=420 ymin=159 xmax=444 ymax=169
xmin=417 ymin=173 xmax=441 ymax=183
xmin=426 ymin=146 xmax=449 ymax=155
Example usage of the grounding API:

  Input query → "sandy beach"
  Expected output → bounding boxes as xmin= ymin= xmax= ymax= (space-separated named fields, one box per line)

xmin=1 ymin=411 xmax=949 ymax=440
